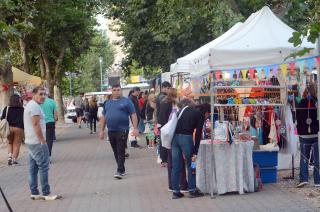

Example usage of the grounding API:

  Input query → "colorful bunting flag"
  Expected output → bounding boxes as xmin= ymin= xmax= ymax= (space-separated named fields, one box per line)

xmin=249 ymin=68 xmax=255 ymax=79
xmin=316 ymin=57 xmax=320 ymax=68
xmin=298 ymin=60 xmax=305 ymax=73
xmin=264 ymin=66 xmax=271 ymax=78
xmin=307 ymin=58 xmax=315 ymax=71
xmin=289 ymin=62 xmax=295 ymax=75
xmin=236 ymin=69 xmax=241 ymax=79
xmin=280 ymin=64 xmax=288 ymax=77
xmin=241 ymin=69 xmax=248 ymax=80
xmin=256 ymin=67 xmax=262 ymax=79
xmin=272 ymin=65 xmax=279 ymax=77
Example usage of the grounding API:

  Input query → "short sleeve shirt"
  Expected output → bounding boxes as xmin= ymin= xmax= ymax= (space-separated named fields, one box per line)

xmin=40 ymin=97 xmax=57 ymax=123
xmin=24 ymin=100 xmax=46 ymax=145
xmin=103 ymin=97 xmax=135 ymax=131
xmin=74 ymin=96 xmax=83 ymax=109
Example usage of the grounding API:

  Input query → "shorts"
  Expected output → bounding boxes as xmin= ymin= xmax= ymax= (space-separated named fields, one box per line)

xmin=75 ymin=108 xmax=83 ymax=117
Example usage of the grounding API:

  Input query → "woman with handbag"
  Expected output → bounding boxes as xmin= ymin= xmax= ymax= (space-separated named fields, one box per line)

xmin=171 ymin=98 xmax=207 ymax=199
xmin=158 ymin=88 xmax=188 ymax=192
xmin=1 ymin=95 xmax=24 ymax=165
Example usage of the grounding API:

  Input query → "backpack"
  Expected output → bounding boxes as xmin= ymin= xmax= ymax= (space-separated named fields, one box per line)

xmin=0 ymin=107 xmax=10 ymax=143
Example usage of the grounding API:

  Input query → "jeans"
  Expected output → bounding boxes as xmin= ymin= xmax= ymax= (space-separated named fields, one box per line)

xmin=171 ymin=134 xmax=196 ymax=192
xmin=108 ymin=131 xmax=129 ymax=173
xmin=167 ymin=149 xmax=188 ymax=190
xmin=89 ymin=114 xmax=97 ymax=132
xmin=27 ymin=143 xmax=50 ymax=196
xmin=299 ymin=137 xmax=320 ymax=184
xmin=46 ymin=122 xmax=55 ymax=156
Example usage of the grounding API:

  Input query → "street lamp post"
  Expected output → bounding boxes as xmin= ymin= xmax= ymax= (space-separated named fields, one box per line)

xmin=99 ymin=57 xmax=103 ymax=92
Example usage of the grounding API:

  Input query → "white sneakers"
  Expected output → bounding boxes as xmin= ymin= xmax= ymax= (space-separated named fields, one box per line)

xmin=30 ymin=194 xmax=62 ymax=201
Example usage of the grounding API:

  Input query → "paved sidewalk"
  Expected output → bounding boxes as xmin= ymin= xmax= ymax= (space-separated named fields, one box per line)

xmin=0 ymin=125 xmax=319 ymax=212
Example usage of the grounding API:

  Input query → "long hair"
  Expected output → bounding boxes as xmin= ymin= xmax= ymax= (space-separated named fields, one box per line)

xmin=162 ymin=88 xmax=177 ymax=105
xmin=302 ymin=83 xmax=317 ymax=99
xmin=89 ymin=96 xmax=97 ymax=108
xmin=9 ymin=94 xmax=23 ymax=107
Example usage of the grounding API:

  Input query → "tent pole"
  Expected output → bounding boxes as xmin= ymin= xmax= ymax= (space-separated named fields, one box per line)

xmin=210 ymin=71 xmax=215 ymax=198
xmin=317 ymin=37 xmax=320 ymax=174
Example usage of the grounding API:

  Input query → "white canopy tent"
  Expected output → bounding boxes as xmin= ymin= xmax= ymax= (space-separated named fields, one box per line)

xmin=208 ymin=6 xmax=317 ymax=70
xmin=170 ymin=22 xmax=243 ymax=76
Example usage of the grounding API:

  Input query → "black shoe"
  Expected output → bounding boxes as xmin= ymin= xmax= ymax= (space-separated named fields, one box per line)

xmin=172 ymin=192 xmax=184 ymax=199
xmin=12 ymin=161 xmax=18 ymax=165
xmin=125 ymin=153 xmax=130 ymax=158
xmin=8 ymin=157 xmax=12 ymax=166
xmin=131 ymin=143 xmax=143 ymax=149
xmin=189 ymin=189 xmax=204 ymax=198
xmin=90 ymin=131 xmax=93 ymax=134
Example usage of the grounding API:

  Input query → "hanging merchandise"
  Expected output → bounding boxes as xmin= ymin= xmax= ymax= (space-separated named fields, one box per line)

xmin=241 ymin=69 xmax=248 ymax=80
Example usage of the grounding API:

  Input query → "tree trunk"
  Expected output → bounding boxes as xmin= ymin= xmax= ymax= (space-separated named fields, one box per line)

xmin=54 ymin=80 xmax=65 ymax=124
xmin=19 ymin=38 xmax=30 ymax=73
xmin=0 ymin=64 xmax=13 ymax=109
xmin=39 ymin=56 xmax=46 ymax=79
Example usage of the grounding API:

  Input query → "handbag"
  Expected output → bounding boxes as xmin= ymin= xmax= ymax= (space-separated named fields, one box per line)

xmin=0 ymin=106 xmax=10 ymax=143
xmin=161 ymin=106 xmax=188 ymax=149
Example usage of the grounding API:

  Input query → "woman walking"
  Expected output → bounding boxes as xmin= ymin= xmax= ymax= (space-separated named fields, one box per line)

xmin=296 ymin=84 xmax=320 ymax=188
xmin=83 ymin=98 xmax=90 ymax=128
xmin=145 ymin=93 xmax=156 ymax=148
xmin=89 ymin=96 xmax=98 ymax=134
xmin=1 ymin=95 xmax=24 ymax=165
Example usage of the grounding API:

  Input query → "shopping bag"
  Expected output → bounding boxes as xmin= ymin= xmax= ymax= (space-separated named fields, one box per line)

xmin=161 ymin=106 xmax=188 ymax=149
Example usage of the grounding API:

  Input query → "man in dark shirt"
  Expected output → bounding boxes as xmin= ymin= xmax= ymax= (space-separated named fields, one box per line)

xmin=100 ymin=84 xmax=139 ymax=179
xmin=156 ymin=81 xmax=172 ymax=165
xmin=129 ymin=87 xmax=142 ymax=148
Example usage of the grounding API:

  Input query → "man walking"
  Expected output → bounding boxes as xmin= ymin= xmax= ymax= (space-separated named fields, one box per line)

xmin=100 ymin=84 xmax=139 ymax=179
xmin=129 ymin=87 xmax=142 ymax=148
xmin=74 ymin=92 xmax=84 ymax=128
xmin=40 ymin=95 xmax=58 ymax=161
xmin=24 ymin=86 xmax=60 ymax=200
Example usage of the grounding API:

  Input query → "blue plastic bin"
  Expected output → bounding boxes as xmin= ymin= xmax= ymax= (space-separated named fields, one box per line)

xmin=260 ymin=167 xmax=277 ymax=183
xmin=253 ymin=151 xmax=278 ymax=168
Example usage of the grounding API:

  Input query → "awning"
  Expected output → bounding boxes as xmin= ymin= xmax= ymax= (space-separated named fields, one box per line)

xmin=12 ymin=67 xmax=42 ymax=85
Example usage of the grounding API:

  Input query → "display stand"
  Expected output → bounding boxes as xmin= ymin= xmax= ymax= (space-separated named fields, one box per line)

xmin=209 ymin=73 xmax=287 ymax=196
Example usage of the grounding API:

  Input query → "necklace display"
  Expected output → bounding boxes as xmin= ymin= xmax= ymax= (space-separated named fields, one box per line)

xmin=306 ymin=94 xmax=312 ymax=133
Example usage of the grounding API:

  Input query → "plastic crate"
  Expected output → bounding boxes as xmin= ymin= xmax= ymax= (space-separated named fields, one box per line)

xmin=253 ymin=151 xmax=278 ymax=168
xmin=260 ymin=167 xmax=277 ymax=184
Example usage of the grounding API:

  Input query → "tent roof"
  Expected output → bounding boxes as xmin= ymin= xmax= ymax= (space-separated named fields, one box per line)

xmin=170 ymin=22 xmax=243 ymax=74
xmin=209 ymin=6 xmax=317 ymax=70
xmin=12 ymin=67 xmax=42 ymax=85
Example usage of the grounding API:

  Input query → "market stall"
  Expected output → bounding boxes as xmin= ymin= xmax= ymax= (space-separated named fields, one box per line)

xmin=191 ymin=6 xmax=319 ymax=196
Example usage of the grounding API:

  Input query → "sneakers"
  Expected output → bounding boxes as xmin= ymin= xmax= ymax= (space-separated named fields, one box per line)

xmin=168 ymin=188 xmax=173 ymax=192
xmin=30 ymin=194 xmax=43 ymax=200
xmin=315 ymin=184 xmax=320 ymax=187
xmin=172 ymin=192 xmax=184 ymax=199
xmin=180 ymin=189 xmax=188 ymax=193
xmin=131 ymin=143 xmax=143 ymax=148
xmin=43 ymin=195 xmax=63 ymax=201
xmin=297 ymin=182 xmax=308 ymax=188
xmin=189 ymin=189 xmax=204 ymax=198
xmin=114 ymin=172 xmax=123 ymax=179
xmin=12 ymin=160 xmax=18 ymax=165
xmin=8 ymin=157 xmax=12 ymax=166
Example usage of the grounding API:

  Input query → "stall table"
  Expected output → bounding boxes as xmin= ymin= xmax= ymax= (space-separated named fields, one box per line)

xmin=197 ymin=140 xmax=255 ymax=195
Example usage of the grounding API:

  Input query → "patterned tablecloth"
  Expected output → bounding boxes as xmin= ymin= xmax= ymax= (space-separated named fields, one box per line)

xmin=196 ymin=140 xmax=255 ymax=195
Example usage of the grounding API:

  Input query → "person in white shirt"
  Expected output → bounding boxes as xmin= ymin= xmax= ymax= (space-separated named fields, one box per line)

xmin=24 ymin=86 xmax=61 ymax=201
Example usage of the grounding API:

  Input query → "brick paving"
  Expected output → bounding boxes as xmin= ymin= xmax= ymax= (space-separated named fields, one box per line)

xmin=0 ymin=124 xmax=319 ymax=212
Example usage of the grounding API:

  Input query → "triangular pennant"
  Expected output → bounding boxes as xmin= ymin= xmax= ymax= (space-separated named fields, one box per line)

xmin=316 ymin=57 xmax=320 ymax=68
xmin=307 ymin=58 xmax=315 ymax=71
xmin=298 ymin=60 xmax=305 ymax=73
xmin=256 ymin=67 xmax=262 ymax=79
xmin=272 ymin=65 xmax=279 ymax=77
xmin=280 ymin=64 xmax=288 ymax=77
xmin=236 ymin=69 xmax=241 ymax=79
xmin=241 ymin=69 xmax=248 ymax=80
xmin=289 ymin=62 xmax=295 ymax=75
xmin=215 ymin=71 xmax=221 ymax=80
xmin=249 ymin=68 xmax=255 ymax=79
xmin=264 ymin=66 xmax=271 ymax=78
